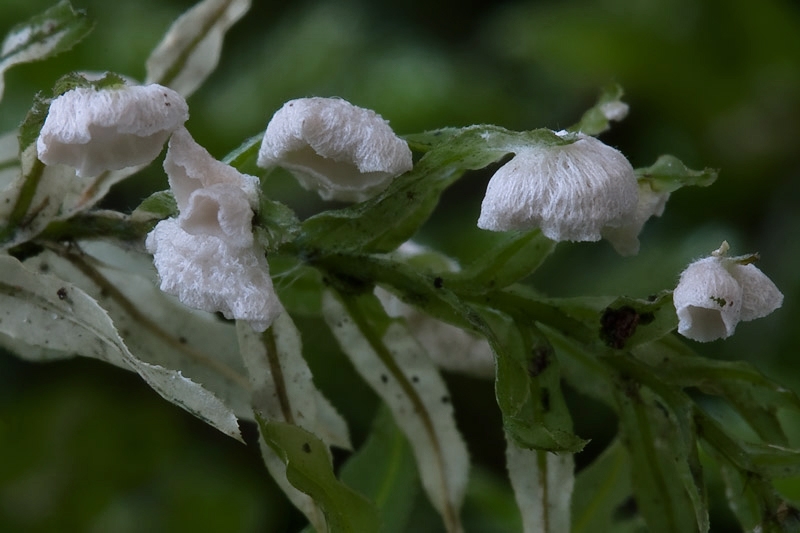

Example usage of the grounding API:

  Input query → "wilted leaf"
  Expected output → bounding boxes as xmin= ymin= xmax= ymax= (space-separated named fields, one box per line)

xmin=323 ymin=290 xmax=469 ymax=533
xmin=146 ymin=0 xmax=251 ymax=97
xmin=340 ymin=406 xmax=420 ymax=533
xmin=259 ymin=418 xmax=380 ymax=533
xmin=505 ymin=435 xmax=574 ymax=533
xmin=0 ymin=0 xmax=93 ymax=101
xmin=0 ymin=254 xmax=242 ymax=440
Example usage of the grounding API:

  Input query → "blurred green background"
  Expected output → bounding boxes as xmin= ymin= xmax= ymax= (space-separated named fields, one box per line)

xmin=1 ymin=0 xmax=799 ymax=531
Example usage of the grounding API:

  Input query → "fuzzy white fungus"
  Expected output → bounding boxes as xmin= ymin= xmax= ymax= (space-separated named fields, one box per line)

xmin=602 ymin=183 xmax=670 ymax=256
xmin=37 ymin=84 xmax=188 ymax=177
xmin=673 ymin=248 xmax=783 ymax=342
xmin=146 ymin=128 xmax=280 ymax=332
xmin=477 ymin=133 xmax=639 ymax=244
xmin=257 ymin=97 xmax=413 ymax=202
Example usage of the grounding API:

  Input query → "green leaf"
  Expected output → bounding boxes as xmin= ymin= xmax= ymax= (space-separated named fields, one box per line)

xmin=568 ymin=83 xmax=628 ymax=136
xmin=505 ymin=437 xmax=574 ymax=533
xmin=0 ymin=254 xmax=242 ymax=440
xmin=608 ymin=356 xmax=708 ymax=533
xmin=634 ymin=335 xmax=800 ymax=445
xmin=146 ymin=0 xmax=252 ymax=97
xmin=635 ymin=155 xmax=718 ymax=193
xmin=598 ymin=291 xmax=677 ymax=350
xmin=258 ymin=418 xmax=381 ymax=533
xmin=254 ymin=195 xmax=301 ymax=253
xmin=572 ymin=439 xmax=643 ymax=533
xmin=0 ymin=130 xmax=18 ymax=186
xmin=297 ymin=126 xmax=570 ymax=255
xmin=323 ymin=289 xmax=469 ymax=533
xmin=445 ymin=230 xmax=555 ymax=293
xmin=480 ymin=311 xmax=587 ymax=453
xmin=222 ymin=132 xmax=262 ymax=174
xmin=239 ymin=313 xmax=351 ymax=531
xmin=0 ymin=0 xmax=93 ymax=102
xmin=340 ymin=406 xmax=420 ymax=533
xmin=132 ymin=190 xmax=179 ymax=220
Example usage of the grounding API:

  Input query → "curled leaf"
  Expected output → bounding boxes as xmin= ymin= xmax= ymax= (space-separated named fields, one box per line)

xmin=0 ymin=0 xmax=93 ymax=101
xmin=0 ymin=254 xmax=242 ymax=440
xmin=146 ymin=0 xmax=251 ymax=97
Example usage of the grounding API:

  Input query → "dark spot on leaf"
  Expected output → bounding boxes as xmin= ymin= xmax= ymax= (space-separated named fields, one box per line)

xmin=528 ymin=346 xmax=552 ymax=377
xmin=441 ymin=396 xmax=450 ymax=404
xmin=380 ymin=374 xmax=388 ymax=384
xmin=411 ymin=375 xmax=419 ymax=383
xmin=600 ymin=306 xmax=640 ymax=349
xmin=433 ymin=276 xmax=443 ymax=289
xmin=302 ymin=442 xmax=311 ymax=453
xmin=540 ymin=388 xmax=551 ymax=412
xmin=638 ymin=312 xmax=655 ymax=325
xmin=56 ymin=287 xmax=67 ymax=300
xmin=613 ymin=497 xmax=638 ymax=521
xmin=406 ymin=191 xmax=416 ymax=201
xmin=621 ymin=375 xmax=641 ymax=401
xmin=777 ymin=501 xmax=800 ymax=525
xmin=647 ymin=294 xmax=658 ymax=302
xmin=178 ymin=336 xmax=188 ymax=344
xmin=39 ymin=263 xmax=49 ymax=272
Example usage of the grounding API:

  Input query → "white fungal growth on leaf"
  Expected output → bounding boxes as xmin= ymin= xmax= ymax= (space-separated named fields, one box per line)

xmin=673 ymin=245 xmax=783 ymax=342
xmin=477 ymin=132 xmax=639 ymax=245
xmin=146 ymin=127 xmax=280 ymax=332
xmin=37 ymin=83 xmax=188 ymax=177
xmin=602 ymin=182 xmax=670 ymax=256
xmin=257 ymin=97 xmax=413 ymax=202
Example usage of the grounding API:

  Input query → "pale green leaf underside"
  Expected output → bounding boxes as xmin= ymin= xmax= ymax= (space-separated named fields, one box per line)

xmin=505 ymin=436 xmax=574 ymax=533
xmin=0 ymin=254 xmax=242 ymax=441
xmin=0 ymin=0 xmax=93 ymax=102
xmin=146 ymin=0 xmax=251 ymax=97
xmin=323 ymin=290 xmax=469 ymax=533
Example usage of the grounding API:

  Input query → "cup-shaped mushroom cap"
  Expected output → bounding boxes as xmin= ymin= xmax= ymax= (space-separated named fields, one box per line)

xmin=257 ymin=97 xmax=413 ymax=202
xmin=164 ymin=127 xmax=260 ymax=248
xmin=673 ymin=257 xmax=743 ymax=342
xmin=477 ymin=134 xmax=638 ymax=243
xmin=37 ymin=84 xmax=188 ymax=177
xmin=146 ymin=218 xmax=280 ymax=332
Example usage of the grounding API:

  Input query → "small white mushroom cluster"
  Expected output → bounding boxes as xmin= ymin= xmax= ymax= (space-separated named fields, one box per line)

xmin=36 ymin=82 xmax=281 ymax=331
xmin=672 ymin=242 xmax=783 ymax=342
xmin=145 ymin=128 xmax=281 ymax=332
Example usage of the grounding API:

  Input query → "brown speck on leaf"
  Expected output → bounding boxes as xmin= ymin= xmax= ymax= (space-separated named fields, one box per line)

xmin=302 ymin=442 xmax=311 ymax=453
xmin=600 ymin=306 xmax=640 ymax=349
